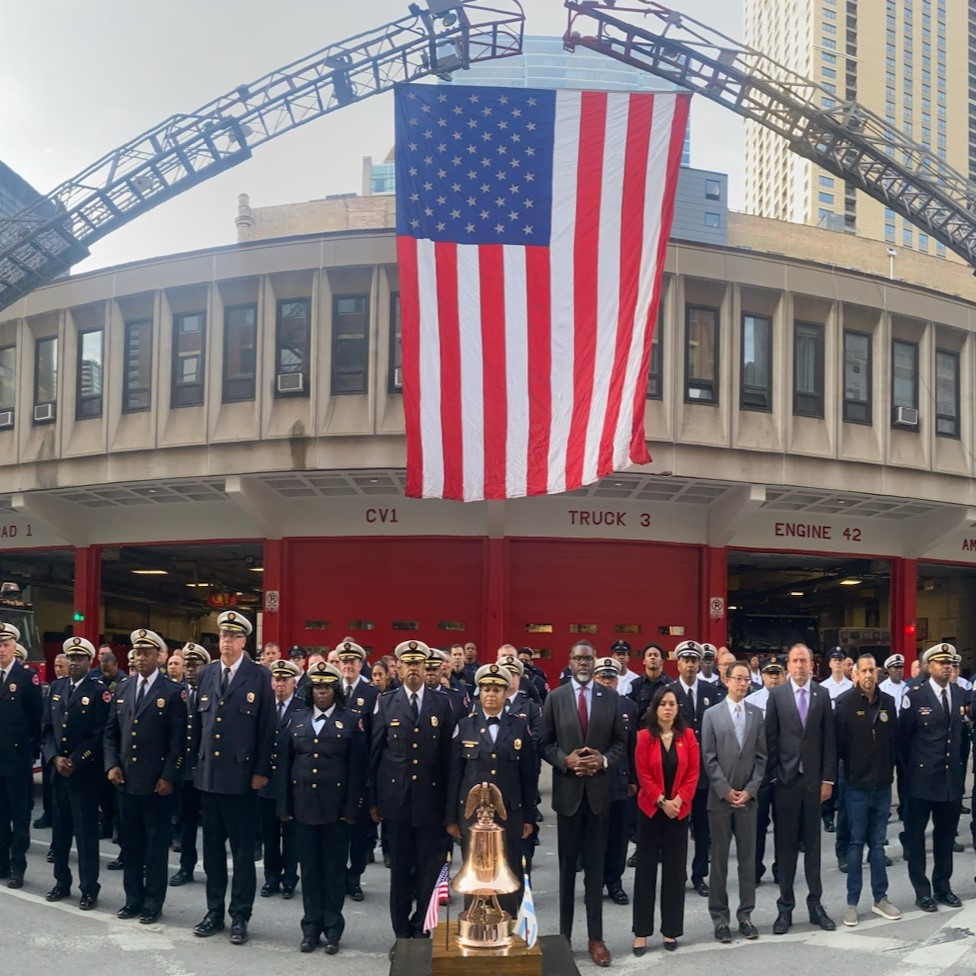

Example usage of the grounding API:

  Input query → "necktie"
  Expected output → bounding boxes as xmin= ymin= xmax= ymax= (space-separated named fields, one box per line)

xmin=941 ymin=688 xmax=950 ymax=716
xmin=689 ymin=684 xmax=695 ymax=712
xmin=347 ymin=684 xmax=355 ymax=699
xmin=136 ymin=678 xmax=147 ymax=711
xmin=221 ymin=666 xmax=231 ymax=695
xmin=577 ymin=686 xmax=588 ymax=740
xmin=733 ymin=703 xmax=745 ymax=748
xmin=410 ymin=692 xmax=419 ymax=721
xmin=0 ymin=669 xmax=6 ymax=686
xmin=277 ymin=701 xmax=285 ymax=725
xmin=797 ymin=687 xmax=808 ymax=726
xmin=188 ymin=688 xmax=196 ymax=712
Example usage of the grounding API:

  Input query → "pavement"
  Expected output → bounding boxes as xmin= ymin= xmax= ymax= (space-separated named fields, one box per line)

xmin=5 ymin=790 xmax=976 ymax=975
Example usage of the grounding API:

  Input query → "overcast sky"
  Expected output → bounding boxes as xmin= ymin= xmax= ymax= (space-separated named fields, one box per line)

xmin=1 ymin=1 xmax=744 ymax=274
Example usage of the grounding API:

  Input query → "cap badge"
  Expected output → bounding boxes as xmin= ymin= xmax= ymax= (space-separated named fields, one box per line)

xmin=139 ymin=630 xmax=147 ymax=638
xmin=408 ymin=640 xmax=418 ymax=650
xmin=73 ymin=637 xmax=81 ymax=646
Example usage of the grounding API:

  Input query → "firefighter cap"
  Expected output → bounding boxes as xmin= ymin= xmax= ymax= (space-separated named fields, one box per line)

xmin=594 ymin=656 xmax=623 ymax=677
xmin=0 ymin=622 xmax=21 ymax=642
xmin=497 ymin=653 xmax=524 ymax=677
xmin=884 ymin=654 xmax=904 ymax=670
xmin=336 ymin=638 xmax=366 ymax=662
xmin=923 ymin=642 xmax=956 ymax=664
xmin=475 ymin=662 xmax=512 ymax=689
xmin=181 ymin=642 xmax=210 ymax=665
xmin=217 ymin=610 xmax=253 ymax=637
xmin=307 ymin=661 xmax=342 ymax=685
xmin=13 ymin=643 xmax=26 ymax=662
xmin=395 ymin=640 xmax=430 ymax=663
xmin=130 ymin=629 xmax=165 ymax=651
xmin=62 ymin=636 xmax=96 ymax=660
xmin=674 ymin=640 xmax=702 ymax=661
xmin=271 ymin=659 xmax=302 ymax=679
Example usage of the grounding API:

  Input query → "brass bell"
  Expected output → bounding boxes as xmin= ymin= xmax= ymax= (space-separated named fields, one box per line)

xmin=452 ymin=782 xmax=519 ymax=949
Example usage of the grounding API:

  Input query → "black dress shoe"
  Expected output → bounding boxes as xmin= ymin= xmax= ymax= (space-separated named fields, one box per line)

xmin=347 ymin=883 xmax=364 ymax=902
xmin=952 ymin=841 xmax=965 ymax=853
xmin=193 ymin=911 xmax=226 ymax=937
xmin=773 ymin=911 xmax=792 ymax=935
xmin=884 ymin=855 xmax=893 ymax=867
xmin=229 ymin=918 xmax=249 ymax=945
xmin=117 ymin=904 xmax=142 ymax=919
xmin=663 ymin=940 xmax=678 ymax=952
xmin=300 ymin=936 xmax=318 ymax=953
xmin=739 ymin=919 xmax=759 ymax=940
xmin=631 ymin=942 xmax=647 ymax=957
xmin=324 ymin=941 xmax=339 ymax=955
xmin=107 ymin=856 xmax=124 ymax=871
xmin=46 ymin=850 xmax=55 ymax=863
xmin=916 ymin=896 xmax=938 ymax=912
xmin=7 ymin=875 xmax=23 ymax=889
xmin=808 ymin=905 xmax=835 ymax=931
xmin=46 ymin=885 xmax=70 ymax=902
xmin=838 ymin=857 xmax=848 ymax=872
xmin=383 ymin=853 xmax=392 ymax=868
xmin=693 ymin=880 xmax=709 ymax=897
xmin=823 ymin=818 xmax=835 ymax=833
xmin=79 ymin=893 xmax=98 ymax=911
xmin=935 ymin=890 xmax=962 ymax=908
xmin=627 ymin=852 xmax=638 ymax=868
xmin=32 ymin=815 xmax=51 ymax=829
xmin=715 ymin=924 xmax=732 ymax=944
xmin=260 ymin=881 xmax=279 ymax=897
xmin=282 ymin=885 xmax=296 ymax=900
xmin=169 ymin=870 xmax=194 ymax=886
xmin=608 ymin=887 xmax=629 ymax=905
xmin=140 ymin=910 xmax=161 ymax=924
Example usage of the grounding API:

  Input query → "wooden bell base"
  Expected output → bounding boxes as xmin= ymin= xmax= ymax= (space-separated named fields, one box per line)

xmin=430 ymin=921 xmax=542 ymax=976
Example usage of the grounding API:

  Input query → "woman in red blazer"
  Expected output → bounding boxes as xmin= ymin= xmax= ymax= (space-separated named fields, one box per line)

xmin=631 ymin=685 xmax=700 ymax=954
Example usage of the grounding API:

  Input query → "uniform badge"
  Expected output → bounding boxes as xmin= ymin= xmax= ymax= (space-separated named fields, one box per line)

xmin=81 ymin=696 xmax=91 ymax=705
xmin=357 ymin=697 xmax=364 ymax=706
xmin=880 ymin=710 xmax=889 ymax=722
xmin=246 ymin=692 xmax=255 ymax=703
xmin=7 ymin=683 xmax=14 ymax=692
xmin=102 ymin=691 xmax=111 ymax=703
xmin=431 ymin=715 xmax=439 ymax=727
xmin=703 ymin=698 xmax=710 ymax=706
xmin=156 ymin=697 xmax=165 ymax=709
xmin=336 ymin=721 xmax=344 ymax=729
xmin=514 ymin=738 xmax=522 ymax=751
xmin=902 ymin=696 xmax=911 ymax=711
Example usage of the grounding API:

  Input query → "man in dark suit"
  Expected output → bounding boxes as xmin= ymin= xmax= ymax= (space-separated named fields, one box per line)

xmin=672 ymin=640 xmax=726 ymax=897
xmin=370 ymin=640 xmax=455 ymax=952
xmin=259 ymin=658 xmax=305 ymax=900
xmin=899 ymin=642 xmax=967 ymax=912
xmin=765 ymin=643 xmax=837 ymax=934
xmin=191 ymin=610 xmax=275 ymax=946
xmin=540 ymin=640 xmax=626 ymax=968
xmin=170 ymin=641 xmax=209 ymax=887
xmin=592 ymin=657 xmax=638 ymax=906
xmin=42 ymin=637 xmax=111 ymax=909
xmin=701 ymin=660 xmax=766 ymax=943
xmin=0 ymin=621 xmax=42 ymax=889
xmin=104 ymin=628 xmax=186 ymax=924
xmin=446 ymin=662 xmax=537 ymax=917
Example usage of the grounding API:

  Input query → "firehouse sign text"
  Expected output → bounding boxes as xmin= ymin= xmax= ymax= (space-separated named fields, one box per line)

xmin=568 ymin=510 xmax=653 ymax=528
xmin=773 ymin=521 xmax=864 ymax=544
xmin=0 ymin=524 xmax=31 ymax=540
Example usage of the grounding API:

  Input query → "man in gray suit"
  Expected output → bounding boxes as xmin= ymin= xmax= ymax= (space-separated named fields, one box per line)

xmin=702 ymin=660 xmax=766 ymax=943
xmin=540 ymin=640 xmax=626 ymax=968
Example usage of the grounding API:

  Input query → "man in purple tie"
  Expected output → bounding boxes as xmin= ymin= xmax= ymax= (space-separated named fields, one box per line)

xmin=764 ymin=643 xmax=837 ymax=936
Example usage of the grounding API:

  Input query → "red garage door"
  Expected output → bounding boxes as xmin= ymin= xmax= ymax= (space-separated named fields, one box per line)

xmin=506 ymin=539 xmax=702 ymax=685
xmin=287 ymin=537 xmax=485 ymax=656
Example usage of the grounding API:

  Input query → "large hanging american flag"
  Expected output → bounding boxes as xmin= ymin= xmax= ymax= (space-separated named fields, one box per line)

xmin=395 ymin=83 xmax=689 ymax=501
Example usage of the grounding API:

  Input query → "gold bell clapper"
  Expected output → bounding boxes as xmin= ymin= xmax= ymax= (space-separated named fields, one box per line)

xmin=452 ymin=782 xmax=520 ymax=948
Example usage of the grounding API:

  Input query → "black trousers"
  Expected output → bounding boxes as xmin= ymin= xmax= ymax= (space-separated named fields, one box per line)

xmin=603 ymin=796 xmax=634 ymax=889
xmin=51 ymin=771 xmax=100 ymax=896
xmin=176 ymin=781 xmax=202 ymax=874
xmin=906 ymin=795 xmax=961 ymax=898
xmin=201 ymin=790 xmax=259 ymax=920
xmin=773 ymin=780 xmax=823 ymax=913
xmin=346 ymin=804 xmax=374 ymax=885
xmin=632 ymin=808 xmax=687 ymax=939
xmin=297 ymin=820 xmax=349 ymax=943
xmin=385 ymin=819 xmax=449 ymax=938
xmin=0 ymin=766 xmax=32 ymax=876
xmin=689 ymin=784 xmax=710 ymax=883
xmin=259 ymin=796 xmax=299 ymax=887
xmin=119 ymin=791 xmax=174 ymax=912
xmin=556 ymin=795 xmax=610 ymax=942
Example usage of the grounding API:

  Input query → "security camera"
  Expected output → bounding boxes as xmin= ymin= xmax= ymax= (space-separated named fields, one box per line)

xmin=886 ymin=247 xmax=897 ymax=257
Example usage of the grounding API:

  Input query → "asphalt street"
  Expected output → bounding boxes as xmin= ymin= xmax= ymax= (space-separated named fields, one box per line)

xmin=5 ymin=783 xmax=976 ymax=975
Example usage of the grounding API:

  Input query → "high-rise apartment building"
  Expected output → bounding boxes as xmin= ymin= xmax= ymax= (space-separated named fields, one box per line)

xmin=744 ymin=0 xmax=966 ymax=259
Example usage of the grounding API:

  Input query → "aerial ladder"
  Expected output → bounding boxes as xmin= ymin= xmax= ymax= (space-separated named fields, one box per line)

xmin=564 ymin=1 xmax=976 ymax=272
xmin=0 ymin=0 xmax=524 ymax=313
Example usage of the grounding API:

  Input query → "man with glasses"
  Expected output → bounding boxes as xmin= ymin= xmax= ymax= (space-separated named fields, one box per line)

xmin=191 ymin=611 xmax=275 ymax=946
xmin=541 ymin=641 xmax=626 ymax=967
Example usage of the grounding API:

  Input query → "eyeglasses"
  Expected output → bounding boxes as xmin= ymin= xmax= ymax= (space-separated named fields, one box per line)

xmin=570 ymin=655 xmax=594 ymax=663
xmin=729 ymin=675 xmax=751 ymax=682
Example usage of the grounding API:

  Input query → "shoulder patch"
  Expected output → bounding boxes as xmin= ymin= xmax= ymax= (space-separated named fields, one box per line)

xmin=32 ymin=672 xmax=39 ymax=686
xmin=102 ymin=691 xmax=112 ymax=703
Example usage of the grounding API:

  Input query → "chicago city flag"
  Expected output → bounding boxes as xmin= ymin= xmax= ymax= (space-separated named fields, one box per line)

xmin=395 ymin=82 xmax=689 ymax=501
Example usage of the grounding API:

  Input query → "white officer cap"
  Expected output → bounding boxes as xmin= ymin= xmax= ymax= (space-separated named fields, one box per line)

xmin=62 ymin=636 xmax=96 ymax=660
xmin=217 ymin=610 xmax=253 ymax=637
xmin=130 ymin=629 xmax=165 ymax=651
xmin=0 ymin=622 xmax=20 ymax=642
xmin=884 ymin=654 xmax=904 ymax=669
xmin=475 ymin=662 xmax=512 ymax=689
xmin=395 ymin=640 xmax=430 ymax=663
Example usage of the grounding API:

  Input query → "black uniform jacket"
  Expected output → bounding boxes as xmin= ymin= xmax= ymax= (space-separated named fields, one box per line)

xmin=0 ymin=659 xmax=42 ymax=775
xmin=42 ymin=671 xmax=111 ymax=779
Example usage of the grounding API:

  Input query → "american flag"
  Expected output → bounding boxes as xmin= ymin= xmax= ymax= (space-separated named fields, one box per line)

xmin=395 ymin=83 xmax=689 ymax=501
xmin=422 ymin=860 xmax=451 ymax=935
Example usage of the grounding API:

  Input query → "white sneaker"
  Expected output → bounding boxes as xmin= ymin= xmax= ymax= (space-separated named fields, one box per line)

xmin=871 ymin=898 xmax=902 ymax=920
xmin=844 ymin=905 xmax=858 ymax=927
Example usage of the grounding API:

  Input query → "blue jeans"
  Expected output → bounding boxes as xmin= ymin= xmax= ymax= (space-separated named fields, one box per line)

xmin=845 ymin=785 xmax=891 ymax=905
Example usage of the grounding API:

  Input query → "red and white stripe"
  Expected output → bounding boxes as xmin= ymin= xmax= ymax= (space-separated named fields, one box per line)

xmin=399 ymin=90 xmax=689 ymax=501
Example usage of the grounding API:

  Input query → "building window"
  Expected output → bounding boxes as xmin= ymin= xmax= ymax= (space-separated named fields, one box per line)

xmin=223 ymin=305 xmax=257 ymax=403
xmin=935 ymin=348 xmax=959 ymax=437
xmin=794 ymin=321 xmax=825 ymax=417
xmin=647 ymin=310 xmax=663 ymax=400
xmin=704 ymin=178 xmax=721 ymax=200
xmin=389 ymin=293 xmax=403 ymax=392
xmin=332 ymin=294 xmax=369 ymax=394
xmin=685 ymin=305 xmax=719 ymax=404
xmin=34 ymin=336 xmax=57 ymax=423
xmin=0 ymin=345 xmax=14 ymax=419
xmin=123 ymin=319 xmax=152 ymax=413
xmin=891 ymin=339 xmax=919 ymax=426
xmin=172 ymin=311 xmax=206 ymax=408
xmin=76 ymin=328 xmax=103 ymax=419
xmin=740 ymin=313 xmax=772 ymax=410
xmin=818 ymin=175 xmax=835 ymax=187
xmin=818 ymin=191 xmax=834 ymax=204
xmin=843 ymin=330 xmax=872 ymax=424
xmin=704 ymin=211 xmax=721 ymax=228
xmin=275 ymin=298 xmax=311 ymax=397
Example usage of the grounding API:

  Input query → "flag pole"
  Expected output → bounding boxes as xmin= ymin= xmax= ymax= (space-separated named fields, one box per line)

xmin=445 ymin=849 xmax=452 ymax=950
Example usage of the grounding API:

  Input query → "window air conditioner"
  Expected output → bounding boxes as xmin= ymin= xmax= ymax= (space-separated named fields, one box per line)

xmin=393 ymin=367 xmax=403 ymax=389
xmin=276 ymin=373 xmax=305 ymax=394
xmin=0 ymin=410 xmax=12 ymax=429
xmin=892 ymin=405 xmax=919 ymax=428
xmin=33 ymin=403 xmax=56 ymax=423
